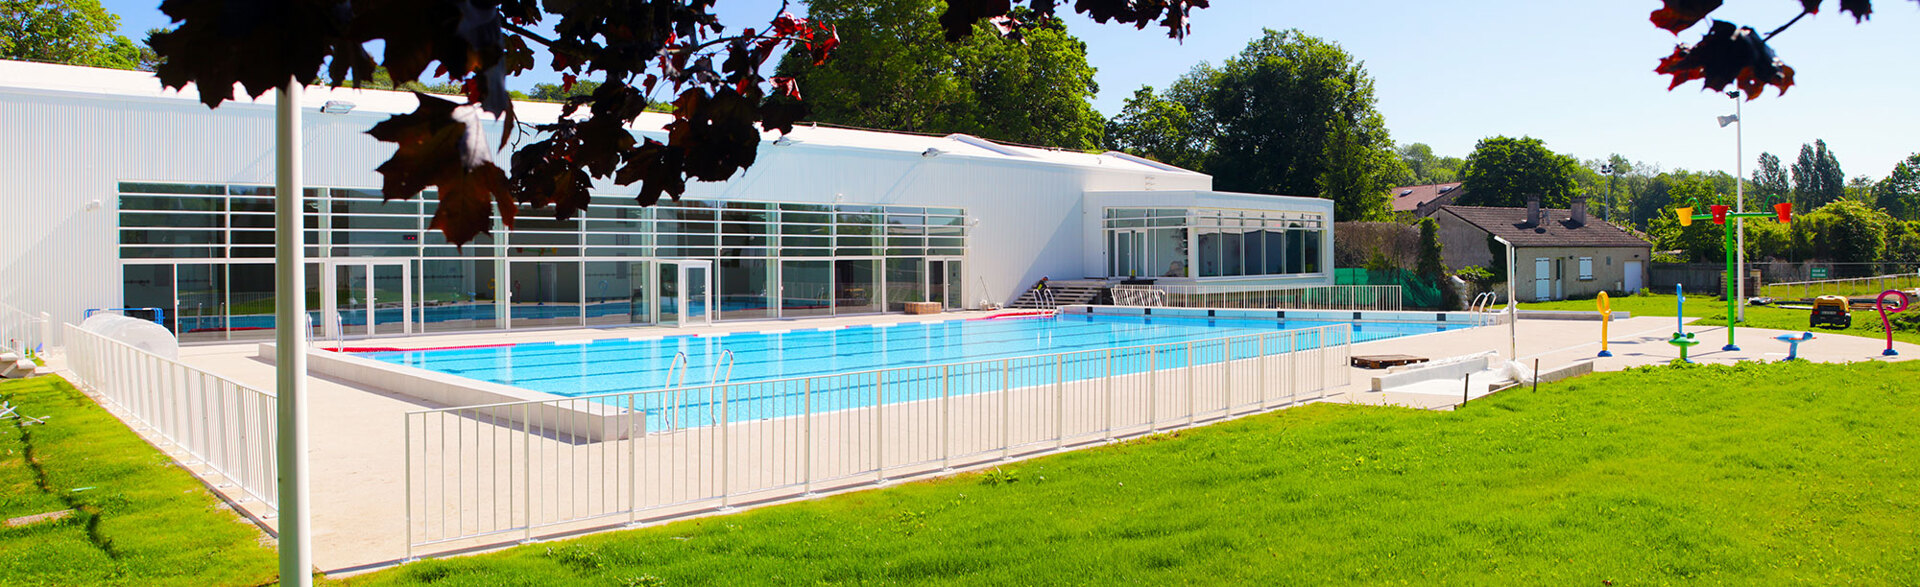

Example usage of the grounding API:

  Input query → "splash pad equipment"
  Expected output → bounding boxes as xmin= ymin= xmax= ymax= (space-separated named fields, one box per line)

xmin=1675 ymin=199 xmax=1793 ymax=351
xmin=1877 ymin=290 xmax=1910 ymax=356
xmin=1773 ymin=332 xmax=1814 ymax=361
xmin=1667 ymin=284 xmax=1700 ymax=363
xmin=1596 ymin=291 xmax=1614 ymax=357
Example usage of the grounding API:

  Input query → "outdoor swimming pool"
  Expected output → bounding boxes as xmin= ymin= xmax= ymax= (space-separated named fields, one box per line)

xmin=359 ymin=313 xmax=1454 ymax=400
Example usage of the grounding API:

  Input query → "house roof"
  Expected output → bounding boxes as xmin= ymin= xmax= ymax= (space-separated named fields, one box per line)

xmin=1439 ymin=205 xmax=1651 ymax=248
xmin=1389 ymin=182 xmax=1462 ymax=212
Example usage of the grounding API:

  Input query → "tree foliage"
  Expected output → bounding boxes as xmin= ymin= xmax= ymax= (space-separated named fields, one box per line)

xmin=1 ymin=0 xmax=147 ymax=70
xmin=1750 ymin=151 xmax=1790 ymax=205
xmin=1458 ymin=136 xmax=1579 ymax=209
xmin=1396 ymin=143 xmax=1464 ymax=185
xmin=1791 ymin=139 xmax=1846 ymax=210
xmin=1415 ymin=217 xmax=1456 ymax=309
xmin=1874 ymin=153 xmax=1920 ymax=221
xmin=1649 ymin=0 xmax=1913 ymax=99
xmin=1108 ymin=29 xmax=1402 ymax=221
xmin=776 ymin=0 xmax=1104 ymax=150
xmin=149 ymin=0 xmax=1203 ymax=245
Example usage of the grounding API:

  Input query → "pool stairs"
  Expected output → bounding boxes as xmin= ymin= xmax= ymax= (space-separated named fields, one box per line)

xmin=1008 ymin=279 xmax=1111 ymax=309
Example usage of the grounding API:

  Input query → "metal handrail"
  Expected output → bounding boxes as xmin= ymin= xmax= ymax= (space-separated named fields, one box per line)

xmin=707 ymin=349 xmax=736 ymax=425
xmin=663 ymin=351 xmax=688 ymax=430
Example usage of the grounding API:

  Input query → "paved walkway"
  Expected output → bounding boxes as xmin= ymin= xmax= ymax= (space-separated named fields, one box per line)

xmin=46 ymin=311 xmax=1919 ymax=574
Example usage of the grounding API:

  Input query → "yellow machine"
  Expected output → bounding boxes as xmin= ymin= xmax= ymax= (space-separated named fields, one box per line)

xmin=1810 ymin=295 xmax=1851 ymax=329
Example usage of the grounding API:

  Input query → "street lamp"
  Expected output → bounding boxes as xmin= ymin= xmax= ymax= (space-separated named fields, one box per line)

xmin=1600 ymin=163 xmax=1617 ymax=223
xmin=1719 ymin=90 xmax=1746 ymax=321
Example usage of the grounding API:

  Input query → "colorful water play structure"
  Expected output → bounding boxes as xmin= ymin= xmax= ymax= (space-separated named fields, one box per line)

xmin=1596 ymin=291 xmax=1613 ymax=357
xmin=1773 ymin=331 xmax=1814 ymax=361
xmin=1674 ymin=198 xmax=1792 ymax=351
xmin=1877 ymin=289 xmax=1909 ymax=356
xmin=1667 ymin=284 xmax=1700 ymax=363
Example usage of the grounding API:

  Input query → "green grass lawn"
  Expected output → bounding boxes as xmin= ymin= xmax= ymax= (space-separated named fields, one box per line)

xmin=342 ymin=360 xmax=1920 ymax=586
xmin=1521 ymin=292 xmax=1920 ymax=346
xmin=0 ymin=376 xmax=278 ymax=586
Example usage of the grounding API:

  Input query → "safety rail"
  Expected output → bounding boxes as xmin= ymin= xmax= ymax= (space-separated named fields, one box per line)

xmin=61 ymin=324 xmax=279 ymax=510
xmin=0 ymin=302 xmax=51 ymax=357
xmin=1110 ymin=284 xmax=1402 ymax=311
xmin=1759 ymin=271 xmax=1920 ymax=301
xmin=403 ymin=323 xmax=1354 ymax=556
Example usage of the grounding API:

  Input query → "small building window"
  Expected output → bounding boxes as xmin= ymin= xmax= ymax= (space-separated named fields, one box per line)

xmin=1578 ymin=257 xmax=1595 ymax=281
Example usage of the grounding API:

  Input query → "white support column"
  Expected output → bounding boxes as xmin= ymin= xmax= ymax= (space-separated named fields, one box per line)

xmin=273 ymin=81 xmax=313 ymax=587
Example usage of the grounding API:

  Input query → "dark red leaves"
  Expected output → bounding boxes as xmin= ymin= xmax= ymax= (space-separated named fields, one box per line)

xmin=151 ymin=0 xmax=359 ymax=108
xmin=368 ymin=93 xmax=514 ymax=243
xmin=1649 ymin=0 xmax=1723 ymax=34
xmin=1838 ymin=0 xmax=1875 ymax=21
xmin=1655 ymin=20 xmax=1794 ymax=99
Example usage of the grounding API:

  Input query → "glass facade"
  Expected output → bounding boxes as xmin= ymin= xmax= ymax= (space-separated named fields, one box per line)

xmin=1103 ymin=207 xmax=1326 ymax=280
xmin=118 ymin=182 xmax=968 ymax=340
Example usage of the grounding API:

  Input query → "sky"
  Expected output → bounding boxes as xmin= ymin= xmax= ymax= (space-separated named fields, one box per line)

xmin=97 ymin=0 xmax=1920 ymax=180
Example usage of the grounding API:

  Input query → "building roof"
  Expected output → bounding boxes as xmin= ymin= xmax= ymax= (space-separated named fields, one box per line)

xmin=1389 ymin=182 xmax=1462 ymax=213
xmin=1439 ymin=205 xmax=1651 ymax=248
xmin=0 ymin=60 xmax=1201 ymax=177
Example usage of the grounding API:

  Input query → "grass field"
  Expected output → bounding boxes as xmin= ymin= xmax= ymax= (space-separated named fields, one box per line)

xmin=1521 ymin=292 xmax=1920 ymax=346
xmin=341 ymin=360 xmax=1920 ymax=586
xmin=0 ymin=376 xmax=278 ymax=586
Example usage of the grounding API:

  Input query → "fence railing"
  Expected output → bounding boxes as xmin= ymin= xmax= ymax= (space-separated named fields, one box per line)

xmin=62 ymin=324 xmax=279 ymax=510
xmin=0 ymin=302 xmax=51 ymax=356
xmin=1758 ymin=272 xmax=1920 ymax=301
xmin=1110 ymin=284 xmax=1403 ymax=311
xmin=404 ymin=323 xmax=1354 ymax=555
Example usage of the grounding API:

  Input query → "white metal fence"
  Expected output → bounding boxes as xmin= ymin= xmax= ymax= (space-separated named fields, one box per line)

xmin=1111 ymin=284 xmax=1403 ymax=311
xmin=61 ymin=324 xmax=279 ymax=510
xmin=1758 ymin=271 xmax=1920 ymax=300
xmin=0 ymin=302 xmax=51 ymax=356
xmin=405 ymin=323 xmax=1354 ymax=555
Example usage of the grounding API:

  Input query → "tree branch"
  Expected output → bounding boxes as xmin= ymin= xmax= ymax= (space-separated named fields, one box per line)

xmin=1763 ymin=10 xmax=1810 ymax=42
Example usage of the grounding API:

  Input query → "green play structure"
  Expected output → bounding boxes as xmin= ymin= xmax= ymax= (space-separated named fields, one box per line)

xmin=1673 ymin=199 xmax=1793 ymax=351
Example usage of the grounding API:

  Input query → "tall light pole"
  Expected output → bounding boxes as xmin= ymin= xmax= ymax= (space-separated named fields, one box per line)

xmin=1719 ymin=90 xmax=1746 ymax=321
xmin=1493 ymin=235 xmax=1517 ymax=361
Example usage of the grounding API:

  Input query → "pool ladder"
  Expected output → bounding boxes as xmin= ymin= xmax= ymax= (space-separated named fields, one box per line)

xmin=660 ymin=349 xmax=737 ymax=431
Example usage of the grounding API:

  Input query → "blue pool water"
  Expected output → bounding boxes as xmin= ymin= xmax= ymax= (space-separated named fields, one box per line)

xmin=360 ymin=314 xmax=1456 ymax=400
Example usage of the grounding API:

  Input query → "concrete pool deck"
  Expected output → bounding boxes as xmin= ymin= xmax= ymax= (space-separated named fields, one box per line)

xmin=46 ymin=310 xmax=1920 ymax=574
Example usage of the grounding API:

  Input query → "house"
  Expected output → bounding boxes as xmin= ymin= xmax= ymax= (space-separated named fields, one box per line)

xmin=1388 ymin=182 xmax=1465 ymax=218
xmin=1434 ymin=195 xmax=1651 ymax=302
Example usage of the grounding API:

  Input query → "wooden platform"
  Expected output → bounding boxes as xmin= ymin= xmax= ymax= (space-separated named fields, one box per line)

xmin=1351 ymin=354 xmax=1429 ymax=369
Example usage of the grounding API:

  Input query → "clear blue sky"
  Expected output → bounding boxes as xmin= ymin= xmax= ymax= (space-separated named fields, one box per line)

xmin=99 ymin=0 xmax=1919 ymax=179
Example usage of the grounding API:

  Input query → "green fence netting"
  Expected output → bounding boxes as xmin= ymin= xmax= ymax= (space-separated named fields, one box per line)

xmin=1335 ymin=268 xmax=1444 ymax=309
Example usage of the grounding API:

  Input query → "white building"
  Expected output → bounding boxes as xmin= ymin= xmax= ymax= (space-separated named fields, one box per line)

xmin=0 ymin=61 xmax=1334 ymax=343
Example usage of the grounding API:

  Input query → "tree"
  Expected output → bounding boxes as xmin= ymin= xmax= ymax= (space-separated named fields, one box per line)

xmin=1458 ymin=136 xmax=1578 ymax=209
xmin=1396 ymin=143 xmax=1464 ymax=185
xmin=1104 ymin=84 xmax=1208 ymax=170
xmin=1874 ymin=153 xmax=1920 ymax=221
xmin=1791 ymin=139 xmax=1846 ymax=210
xmin=775 ymin=1 xmax=1104 ymax=150
xmin=1415 ymin=217 xmax=1457 ymax=309
xmin=1109 ymin=30 xmax=1401 ymax=220
xmin=1647 ymin=175 xmax=1725 ymax=263
xmin=528 ymin=79 xmax=600 ymax=102
xmin=151 ymin=0 xmax=1203 ymax=246
xmin=1 ymin=0 xmax=147 ymax=70
xmin=1750 ymin=151 xmax=1790 ymax=205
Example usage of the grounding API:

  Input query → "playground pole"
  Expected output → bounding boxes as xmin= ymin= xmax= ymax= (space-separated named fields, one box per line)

xmin=1723 ymin=216 xmax=1739 ymax=351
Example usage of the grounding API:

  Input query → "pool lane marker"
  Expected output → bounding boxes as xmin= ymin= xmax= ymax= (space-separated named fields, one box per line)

xmin=758 ymin=329 xmax=791 ymax=335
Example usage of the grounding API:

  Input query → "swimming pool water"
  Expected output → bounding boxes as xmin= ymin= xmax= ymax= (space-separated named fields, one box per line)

xmin=359 ymin=313 xmax=1456 ymax=400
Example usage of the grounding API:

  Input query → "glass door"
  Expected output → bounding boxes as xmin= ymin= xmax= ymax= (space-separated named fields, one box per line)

xmin=323 ymin=259 xmax=412 ymax=339
xmin=656 ymin=260 xmax=713 ymax=327
xmin=1111 ymin=229 xmax=1150 ymax=278
xmin=928 ymin=258 xmax=964 ymax=310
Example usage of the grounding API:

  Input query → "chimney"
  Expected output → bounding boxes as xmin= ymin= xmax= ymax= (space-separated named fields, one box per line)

xmin=1570 ymin=195 xmax=1588 ymax=228
xmin=1526 ymin=194 xmax=1541 ymax=226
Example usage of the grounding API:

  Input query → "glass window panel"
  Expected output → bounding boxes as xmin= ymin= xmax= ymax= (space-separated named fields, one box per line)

xmin=886 ymin=258 xmax=926 ymax=312
xmin=120 ymin=182 xmax=226 ymax=195
xmin=1303 ymin=230 xmax=1322 ymax=273
xmin=717 ymin=258 xmax=772 ymax=320
xmin=780 ymin=260 xmax=832 ymax=317
xmin=419 ymin=259 xmax=500 ymax=331
xmin=1197 ymin=230 xmax=1222 ymax=277
xmin=507 ymin=260 xmax=582 ymax=328
xmin=121 ymin=264 xmax=177 ymax=331
xmin=121 ymin=229 xmax=222 ymax=245
xmin=121 ymin=212 xmax=222 ymax=227
xmin=119 ymin=194 xmax=222 ymax=211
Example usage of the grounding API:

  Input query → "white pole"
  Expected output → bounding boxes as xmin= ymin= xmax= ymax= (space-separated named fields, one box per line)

xmin=1734 ymin=96 xmax=1746 ymax=321
xmin=273 ymin=81 xmax=313 ymax=587
xmin=1494 ymin=236 xmax=1517 ymax=361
